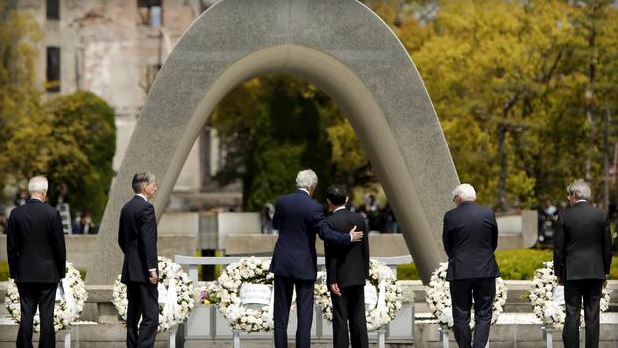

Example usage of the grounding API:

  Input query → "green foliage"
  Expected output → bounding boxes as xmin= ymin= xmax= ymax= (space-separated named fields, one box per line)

xmin=0 ymin=260 xmax=8 ymax=281
xmin=495 ymin=249 xmax=552 ymax=280
xmin=44 ymin=91 xmax=116 ymax=222
xmin=397 ymin=249 xmax=618 ymax=280
xmin=211 ymin=75 xmax=371 ymax=210
xmin=242 ymin=79 xmax=334 ymax=210
xmin=0 ymin=91 xmax=116 ymax=223
xmin=0 ymin=4 xmax=115 ymax=222
xmin=0 ymin=2 xmax=42 ymax=197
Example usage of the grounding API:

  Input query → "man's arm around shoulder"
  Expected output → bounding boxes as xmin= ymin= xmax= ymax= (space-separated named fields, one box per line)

xmin=313 ymin=204 xmax=355 ymax=246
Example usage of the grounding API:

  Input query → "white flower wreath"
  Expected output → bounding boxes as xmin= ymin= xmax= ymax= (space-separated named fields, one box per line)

xmin=425 ymin=262 xmax=507 ymax=328
xmin=212 ymin=257 xmax=275 ymax=333
xmin=5 ymin=262 xmax=88 ymax=332
xmin=314 ymin=258 xmax=404 ymax=332
xmin=529 ymin=261 xmax=611 ymax=330
xmin=112 ymin=256 xmax=195 ymax=332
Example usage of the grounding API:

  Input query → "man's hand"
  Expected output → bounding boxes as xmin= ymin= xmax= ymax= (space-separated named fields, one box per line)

xmin=149 ymin=271 xmax=158 ymax=285
xmin=556 ymin=276 xmax=564 ymax=285
xmin=330 ymin=283 xmax=341 ymax=297
xmin=349 ymin=225 xmax=363 ymax=242
xmin=604 ymin=274 xmax=608 ymax=288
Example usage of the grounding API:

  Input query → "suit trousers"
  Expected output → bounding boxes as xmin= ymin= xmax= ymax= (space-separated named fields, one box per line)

xmin=563 ymin=279 xmax=603 ymax=348
xmin=273 ymin=275 xmax=314 ymax=348
xmin=449 ymin=278 xmax=496 ymax=348
xmin=330 ymin=284 xmax=369 ymax=348
xmin=126 ymin=282 xmax=159 ymax=348
xmin=16 ymin=282 xmax=57 ymax=348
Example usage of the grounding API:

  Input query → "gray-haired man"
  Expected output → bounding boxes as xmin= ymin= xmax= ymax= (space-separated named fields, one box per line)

xmin=7 ymin=176 xmax=66 ymax=348
xmin=270 ymin=169 xmax=363 ymax=348
xmin=554 ymin=179 xmax=612 ymax=348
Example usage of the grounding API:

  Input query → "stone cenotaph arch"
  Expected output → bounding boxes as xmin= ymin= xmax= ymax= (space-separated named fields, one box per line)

xmin=87 ymin=0 xmax=460 ymax=285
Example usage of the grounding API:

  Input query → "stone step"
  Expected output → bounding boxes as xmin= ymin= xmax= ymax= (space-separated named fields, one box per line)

xmin=1 ymin=314 xmax=617 ymax=347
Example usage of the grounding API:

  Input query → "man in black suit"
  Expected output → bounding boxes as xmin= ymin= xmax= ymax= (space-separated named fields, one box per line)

xmin=442 ymin=183 xmax=500 ymax=348
xmin=271 ymin=169 xmax=363 ymax=348
xmin=324 ymin=185 xmax=370 ymax=348
xmin=118 ymin=172 xmax=159 ymax=348
xmin=554 ymin=180 xmax=612 ymax=348
xmin=7 ymin=176 xmax=66 ymax=348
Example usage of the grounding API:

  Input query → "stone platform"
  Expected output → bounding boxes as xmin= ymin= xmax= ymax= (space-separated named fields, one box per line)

xmin=1 ymin=313 xmax=618 ymax=347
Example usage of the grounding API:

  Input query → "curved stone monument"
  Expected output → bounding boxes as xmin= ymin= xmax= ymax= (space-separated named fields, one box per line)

xmin=88 ymin=0 xmax=459 ymax=285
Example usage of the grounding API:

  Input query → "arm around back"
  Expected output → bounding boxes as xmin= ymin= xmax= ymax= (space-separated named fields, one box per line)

xmin=312 ymin=204 xmax=350 ymax=246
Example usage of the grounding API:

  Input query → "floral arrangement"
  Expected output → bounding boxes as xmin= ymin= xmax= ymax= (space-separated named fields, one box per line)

xmin=112 ymin=256 xmax=195 ymax=332
xmin=314 ymin=258 xmax=404 ymax=331
xmin=426 ymin=262 xmax=507 ymax=328
xmin=208 ymin=256 xmax=274 ymax=333
xmin=529 ymin=261 xmax=611 ymax=330
xmin=199 ymin=281 xmax=222 ymax=305
xmin=5 ymin=262 xmax=88 ymax=332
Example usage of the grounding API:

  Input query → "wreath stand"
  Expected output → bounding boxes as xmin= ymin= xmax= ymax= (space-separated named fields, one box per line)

xmin=542 ymin=326 xmax=555 ymax=348
xmin=439 ymin=326 xmax=490 ymax=348
xmin=60 ymin=326 xmax=76 ymax=348
xmin=439 ymin=326 xmax=450 ymax=348
xmin=377 ymin=326 xmax=387 ymax=348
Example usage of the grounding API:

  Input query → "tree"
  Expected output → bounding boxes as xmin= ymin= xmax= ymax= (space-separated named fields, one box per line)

xmin=412 ymin=0 xmax=581 ymax=209
xmin=0 ymin=91 xmax=116 ymax=222
xmin=45 ymin=91 xmax=116 ymax=221
xmin=210 ymin=74 xmax=372 ymax=210
xmin=0 ymin=0 xmax=42 ymax=196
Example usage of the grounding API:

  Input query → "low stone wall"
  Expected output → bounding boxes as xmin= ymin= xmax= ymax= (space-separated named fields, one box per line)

xmin=0 ymin=235 xmax=196 ymax=272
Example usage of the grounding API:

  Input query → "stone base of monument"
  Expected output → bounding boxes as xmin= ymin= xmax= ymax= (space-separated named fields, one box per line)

xmin=1 ymin=313 xmax=617 ymax=347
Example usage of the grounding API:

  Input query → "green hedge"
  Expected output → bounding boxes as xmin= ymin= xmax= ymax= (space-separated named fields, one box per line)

xmin=2 ymin=249 xmax=617 ymax=281
xmin=0 ymin=261 xmax=8 ymax=281
xmin=397 ymin=249 xmax=618 ymax=280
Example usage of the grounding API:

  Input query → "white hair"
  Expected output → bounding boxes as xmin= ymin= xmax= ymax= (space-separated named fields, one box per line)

xmin=296 ymin=169 xmax=318 ymax=189
xmin=452 ymin=183 xmax=476 ymax=202
xmin=567 ymin=179 xmax=591 ymax=201
xmin=28 ymin=176 xmax=48 ymax=194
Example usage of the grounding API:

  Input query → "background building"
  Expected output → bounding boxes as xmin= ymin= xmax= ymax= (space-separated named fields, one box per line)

xmin=17 ymin=0 xmax=240 ymax=212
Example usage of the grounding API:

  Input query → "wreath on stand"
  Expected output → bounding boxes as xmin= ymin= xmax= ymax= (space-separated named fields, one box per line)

xmin=112 ymin=256 xmax=195 ymax=332
xmin=5 ymin=262 xmax=88 ymax=332
xmin=314 ymin=258 xmax=404 ymax=331
xmin=529 ymin=262 xmax=611 ymax=330
xmin=209 ymin=257 xmax=275 ymax=333
xmin=425 ymin=262 xmax=507 ymax=328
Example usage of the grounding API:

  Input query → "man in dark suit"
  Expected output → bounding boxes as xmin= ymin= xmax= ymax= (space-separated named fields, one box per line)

xmin=271 ymin=169 xmax=363 ymax=348
xmin=554 ymin=180 xmax=612 ymax=348
xmin=7 ymin=176 xmax=66 ymax=348
xmin=324 ymin=185 xmax=370 ymax=348
xmin=118 ymin=172 xmax=159 ymax=348
xmin=442 ymin=183 xmax=500 ymax=348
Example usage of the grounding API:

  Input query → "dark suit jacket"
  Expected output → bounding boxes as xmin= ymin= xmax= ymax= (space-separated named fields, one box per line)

xmin=325 ymin=208 xmax=370 ymax=288
xmin=118 ymin=195 xmax=158 ymax=283
xmin=6 ymin=199 xmax=66 ymax=283
xmin=270 ymin=190 xmax=352 ymax=280
xmin=554 ymin=201 xmax=612 ymax=281
xmin=442 ymin=201 xmax=500 ymax=281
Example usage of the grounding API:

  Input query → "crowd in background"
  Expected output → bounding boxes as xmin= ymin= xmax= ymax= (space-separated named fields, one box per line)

xmin=0 ymin=185 xmax=97 ymax=235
